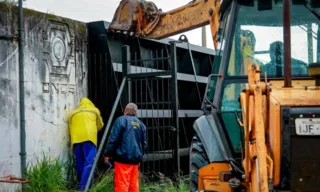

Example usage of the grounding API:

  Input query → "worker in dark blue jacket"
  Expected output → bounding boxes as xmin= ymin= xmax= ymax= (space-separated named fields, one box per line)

xmin=104 ymin=103 xmax=147 ymax=192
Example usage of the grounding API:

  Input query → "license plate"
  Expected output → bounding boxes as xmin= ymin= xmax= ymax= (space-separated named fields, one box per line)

xmin=295 ymin=118 xmax=320 ymax=135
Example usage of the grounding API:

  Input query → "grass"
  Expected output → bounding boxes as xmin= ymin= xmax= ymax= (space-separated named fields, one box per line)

xmin=24 ymin=154 xmax=190 ymax=192
xmin=25 ymin=154 xmax=67 ymax=192
xmin=89 ymin=171 xmax=189 ymax=192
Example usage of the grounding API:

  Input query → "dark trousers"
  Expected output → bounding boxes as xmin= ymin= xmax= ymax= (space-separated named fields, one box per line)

xmin=73 ymin=141 xmax=97 ymax=190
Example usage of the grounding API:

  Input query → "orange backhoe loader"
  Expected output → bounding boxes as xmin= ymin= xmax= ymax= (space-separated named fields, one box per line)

xmin=108 ymin=0 xmax=320 ymax=191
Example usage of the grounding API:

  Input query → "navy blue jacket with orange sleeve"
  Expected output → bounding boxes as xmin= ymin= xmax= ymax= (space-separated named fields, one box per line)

xmin=104 ymin=114 xmax=147 ymax=165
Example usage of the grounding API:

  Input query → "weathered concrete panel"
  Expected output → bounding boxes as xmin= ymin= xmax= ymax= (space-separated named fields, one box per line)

xmin=0 ymin=3 xmax=87 ymax=190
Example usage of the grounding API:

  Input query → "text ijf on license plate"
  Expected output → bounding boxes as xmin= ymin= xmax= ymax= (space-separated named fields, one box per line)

xmin=295 ymin=118 xmax=320 ymax=136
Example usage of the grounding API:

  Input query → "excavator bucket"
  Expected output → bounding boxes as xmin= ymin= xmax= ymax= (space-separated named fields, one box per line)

xmin=108 ymin=0 xmax=140 ymax=34
xmin=108 ymin=0 xmax=161 ymax=37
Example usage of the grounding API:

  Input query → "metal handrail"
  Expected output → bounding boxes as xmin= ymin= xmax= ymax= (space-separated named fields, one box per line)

xmin=84 ymin=77 xmax=127 ymax=192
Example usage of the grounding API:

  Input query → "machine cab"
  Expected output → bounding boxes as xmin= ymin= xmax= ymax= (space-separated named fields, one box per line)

xmin=203 ymin=0 xmax=320 ymax=155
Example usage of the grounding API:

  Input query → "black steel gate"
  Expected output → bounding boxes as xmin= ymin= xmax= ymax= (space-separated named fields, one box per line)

xmin=121 ymin=42 xmax=181 ymax=180
xmin=86 ymin=41 xmax=186 ymax=190
xmin=86 ymin=21 xmax=216 ymax=190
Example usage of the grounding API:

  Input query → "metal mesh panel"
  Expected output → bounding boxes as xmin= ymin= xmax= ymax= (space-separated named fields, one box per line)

xmin=123 ymin=43 xmax=180 ymax=179
xmin=87 ymin=23 xmax=215 ymax=182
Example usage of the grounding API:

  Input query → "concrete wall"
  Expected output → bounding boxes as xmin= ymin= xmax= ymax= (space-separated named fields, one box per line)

xmin=0 ymin=3 xmax=87 ymax=190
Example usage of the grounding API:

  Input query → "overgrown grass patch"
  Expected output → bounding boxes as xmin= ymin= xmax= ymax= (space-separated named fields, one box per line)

xmin=25 ymin=154 xmax=67 ymax=192
xmin=24 ymin=154 xmax=190 ymax=192
xmin=89 ymin=171 xmax=189 ymax=192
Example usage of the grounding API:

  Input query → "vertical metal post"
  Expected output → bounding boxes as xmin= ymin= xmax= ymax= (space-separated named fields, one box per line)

xmin=201 ymin=26 xmax=207 ymax=48
xmin=18 ymin=0 xmax=27 ymax=190
xmin=283 ymin=0 xmax=292 ymax=87
xmin=307 ymin=24 xmax=314 ymax=63
xmin=235 ymin=25 xmax=242 ymax=97
xmin=122 ymin=45 xmax=131 ymax=104
xmin=170 ymin=42 xmax=180 ymax=177
xmin=93 ymin=54 xmax=97 ymax=102
xmin=317 ymin=25 xmax=320 ymax=61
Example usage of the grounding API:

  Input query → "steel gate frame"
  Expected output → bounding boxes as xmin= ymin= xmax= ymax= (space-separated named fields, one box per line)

xmin=85 ymin=41 xmax=182 ymax=191
xmin=121 ymin=41 xmax=181 ymax=178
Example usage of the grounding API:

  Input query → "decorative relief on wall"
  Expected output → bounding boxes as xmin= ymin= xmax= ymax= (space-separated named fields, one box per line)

xmin=52 ymin=37 xmax=66 ymax=64
xmin=42 ymin=20 xmax=76 ymax=94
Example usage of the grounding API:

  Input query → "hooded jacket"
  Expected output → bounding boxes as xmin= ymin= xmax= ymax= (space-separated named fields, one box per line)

xmin=68 ymin=98 xmax=104 ymax=147
xmin=104 ymin=114 xmax=147 ymax=165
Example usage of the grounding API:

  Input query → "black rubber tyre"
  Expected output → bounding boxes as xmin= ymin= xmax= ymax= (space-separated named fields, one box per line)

xmin=189 ymin=135 xmax=210 ymax=192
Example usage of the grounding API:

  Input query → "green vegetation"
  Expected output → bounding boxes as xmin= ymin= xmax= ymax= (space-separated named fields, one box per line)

xmin=0 ymin=0 xmax=17 ymax=5
xmin=0 ymin=0 xmax=17 ymax=12
xmin=0 ymin=0 xmax=86 ymax=31
xmin=24 ymin=153 xmax=76 ymax=192
xmin=24 ymin=154 xmax=189 ymax=192
xmin=89 ymin=172 xmax=189 ymax=192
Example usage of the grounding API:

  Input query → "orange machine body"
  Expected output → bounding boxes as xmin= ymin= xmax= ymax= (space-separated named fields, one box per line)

xmin=108 ymin=0 xmax=221 ymax=49
xmin=108 ymin=0 xmax=320 ymax=191
xmin=266 ymin=80 xmax=320 ymax=186
xmin=198 ymin=163 xmax=232 ymax=191
xmin=199 ymin=78 xmax=320 ymax=192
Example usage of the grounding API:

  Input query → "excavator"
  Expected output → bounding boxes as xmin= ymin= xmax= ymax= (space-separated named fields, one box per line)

xmin=108 ymin=0 xmax=320 ymax=191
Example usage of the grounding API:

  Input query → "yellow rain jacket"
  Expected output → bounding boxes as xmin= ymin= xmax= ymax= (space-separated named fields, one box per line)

xmin=68 ymin=98 xmax=104 ymax=148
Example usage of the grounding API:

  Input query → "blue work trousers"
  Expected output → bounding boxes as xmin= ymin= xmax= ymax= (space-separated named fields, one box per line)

xmin=74 ymin=141 xmax=97 ymax=191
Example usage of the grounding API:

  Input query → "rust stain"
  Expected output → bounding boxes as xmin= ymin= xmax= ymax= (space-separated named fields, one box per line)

xmin=41 ymin=130 xmax=47 ymax=137
xmin=50 ymin=154 xmax=55 ymax=160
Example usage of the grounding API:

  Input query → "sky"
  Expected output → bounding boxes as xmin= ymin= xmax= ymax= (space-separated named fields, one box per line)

xmin=23 ymin=0 xmax=210 ymax=48
xmin=22 ymin=0 xmax=318 ymax=64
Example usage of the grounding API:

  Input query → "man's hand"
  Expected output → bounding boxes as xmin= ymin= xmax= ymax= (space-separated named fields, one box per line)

xmin=104 ymin=156 xmax=109 ymax=165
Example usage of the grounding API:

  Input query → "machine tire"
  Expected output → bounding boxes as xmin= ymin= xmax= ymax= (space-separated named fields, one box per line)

xmin=189 ymin=135 xmax=210 ymax=192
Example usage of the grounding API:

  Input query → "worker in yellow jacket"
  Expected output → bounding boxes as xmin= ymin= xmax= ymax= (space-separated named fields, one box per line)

xmin=68 ymin=97 xmax=104 ymax=191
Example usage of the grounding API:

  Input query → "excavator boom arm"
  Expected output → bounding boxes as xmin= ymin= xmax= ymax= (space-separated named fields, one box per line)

xmin=108 ymin=0 xmax=220 ymax=49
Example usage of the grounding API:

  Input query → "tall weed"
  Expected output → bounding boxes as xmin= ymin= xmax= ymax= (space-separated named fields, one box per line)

xmin=24 ymin=153 xmax=190 ymax=192
xmin=88 ymin=170 xmax=190 ymax=192
xmin=25 ymin=154 xmax=66 ymax=192
xmin=63 ymin=153 xmax=78 ymax=190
